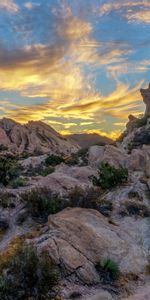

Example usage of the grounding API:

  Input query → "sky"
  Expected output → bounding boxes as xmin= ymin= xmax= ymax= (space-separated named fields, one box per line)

xmin=0 ymin=0 xmax=149 ymax=139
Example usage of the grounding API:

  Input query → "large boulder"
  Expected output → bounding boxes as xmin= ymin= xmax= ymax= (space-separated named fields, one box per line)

xmin=140 ymin=83 xmax=150 ymax=117
xmin=31 ymin=208 xmax=148 ymax=284
xmin=88 ymin=145 xmax=128 ymax=168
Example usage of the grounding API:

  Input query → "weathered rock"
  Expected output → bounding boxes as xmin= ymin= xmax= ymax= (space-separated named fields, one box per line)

xmin=83 ymin=290 xmax=113 ymax=300
xmin=31 ymin=171 xmax=90 ymax=195
xmin=0 ymin=118 xmax=79 ymax=155
xmin=88 ymin=145 xmax=105 ymax=168
xmin=140 ymin=83 xmax=150 ymax=117
xmin=31 ymin=208 xmax=148 ymax=284
xmin=88 ymin=145 xmax=128 ymax=168
xmin=126 ymin=115 xmax=138 ymax=132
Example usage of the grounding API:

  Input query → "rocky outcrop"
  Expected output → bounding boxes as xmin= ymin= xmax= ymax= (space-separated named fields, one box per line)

xmin=0 ymin=118 xmax=79 ymax=155
xmin=88 ymin=145 xmax=128 ymax=168
xmin=31 ymin=208 xmax=148 ymax=285
xmin=140 ymin=83 xmax=150 ymax=117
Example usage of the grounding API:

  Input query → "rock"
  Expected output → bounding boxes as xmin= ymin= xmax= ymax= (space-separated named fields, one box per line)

xmin=84 ymin=290 xmax=113 ymax=300
xmin=31 ymin=171 xmax=90 ymax=195
xmin=20 ymin=155 xmax=47 ymax=170
xmin=88 ymin=145 xmax=128 ymax=168
xmin=56 ymin=164 xmax=97 ymax=183
xmin=126 ymin=115 xmax=138 ymax=132
xmin=88 ymin=146 xmax=105 ymax=168
xmin=0 ymin=217 xmax=9 ymax=231
xmin=128 ymin=149 xmax=146 ymax=171
xmin=0 ymin=118 xmax=80 ymax=155
xmin=31 ymin=208 xmax=148 ymax=284
xmin=140 ymin=83 xmax=150 ymax=117
xmin=124 ymin=284 xmax=150 ymax=300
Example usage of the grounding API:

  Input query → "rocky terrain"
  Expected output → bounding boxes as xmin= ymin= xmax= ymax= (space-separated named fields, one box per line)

xmin=0 ymin=118 xmax=79 ymax=155
xmin=1 ymin=84 xmax=150 ymax=299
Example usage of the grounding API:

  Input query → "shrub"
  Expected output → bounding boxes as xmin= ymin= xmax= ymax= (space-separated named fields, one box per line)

xmin=96 ymin=258 xmax=120 ymax=283
xmin=0 ymin=145 xmax=8 ymax=151
xmin=0 ymin=157 xmax=21 ymax=186
xmin=22 ymin=188 xmax=65 ymax=222
xmin=90 ymin=162 xmax=128 ymax=189
xmin=68 ymin=187 xmax=113 ymax=216
xmin=45 ymin=154 xmax=64 ymax=166
xmin=120 ymin=201 xmax=150 ymax=218
xmin=0 ymin=246 xmax=60 ymax=300
xmin=68 ymin=187 xmax=100 ymax=209
xmin=39 ymin=166 xmax=55 ymax=176
xmin=10 ymin=177 xmax=28 ymax=189
xmin=0 ymin=192 xmax=16 ymax=208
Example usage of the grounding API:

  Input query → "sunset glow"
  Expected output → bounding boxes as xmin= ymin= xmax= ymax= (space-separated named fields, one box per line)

xmin=0 ymin=0 xmax=149 ymax=137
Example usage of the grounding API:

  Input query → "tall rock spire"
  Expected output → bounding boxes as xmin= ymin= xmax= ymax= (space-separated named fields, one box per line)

xmin=140 ymin=83 xmax=150 ymax=117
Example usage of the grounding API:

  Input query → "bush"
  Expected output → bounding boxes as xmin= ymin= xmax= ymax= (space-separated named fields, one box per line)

xmin=0 ymin=246 xmax=60 ymax=300
xmin=0 ymin=192 xmax=16 ymax=208
xmin=120 ymin=201 xmax=150 ymax=218
xmin=65 ymin=148 xmax=88 ymax=166
xmin=39 ymin=166 xmax=55 ymax=176
xmin=0 ymin=157 xmax=21 ymax=186
xmin=10 ymin=177 xmax=28 ymax=189
xmin=96 ymin=258 xmax=120 ymax=283
xmin=0 ymin=145 xmax=8 ymax=151
xmin=90 ymin=162 xmax=128 ymax=189
xmin=68 ymin=187 xmax=100 ymax=209
xmin=22 ymin=188 xmax=66 ymax=222
xmin=45 ymin=154 xmax=64 ymax=166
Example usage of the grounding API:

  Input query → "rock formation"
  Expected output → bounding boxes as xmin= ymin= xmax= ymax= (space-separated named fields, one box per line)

xmin=140 ymin=83 xmax=150 ymax=117
xmin=0 ymin=118 xmax=79 ymax=155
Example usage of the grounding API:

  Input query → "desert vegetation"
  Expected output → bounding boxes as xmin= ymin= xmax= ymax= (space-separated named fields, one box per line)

xmin=90 ymin=162 xmax=128 ymax=189
xmin=0 ymin=245 xmax=60 ymax=300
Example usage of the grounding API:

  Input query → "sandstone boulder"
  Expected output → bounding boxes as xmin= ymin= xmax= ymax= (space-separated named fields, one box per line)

xmin=88 ymin=145 xmax=128 ymax=168
xmin=31 ymin=208 xmax=148 ymax=284
xmin=0 ymin=118 xmax=80 ymax=155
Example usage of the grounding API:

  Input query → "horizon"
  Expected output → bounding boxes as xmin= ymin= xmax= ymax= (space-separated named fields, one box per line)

xmin=0 ymin=1 xmax=150 ymax=139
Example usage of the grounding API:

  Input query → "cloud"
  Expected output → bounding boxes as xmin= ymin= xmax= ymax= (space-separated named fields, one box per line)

xmin=100 ymin=1 xmax=150 ymax=24
xmin=0 ymin=0 xmax=19 ymax=13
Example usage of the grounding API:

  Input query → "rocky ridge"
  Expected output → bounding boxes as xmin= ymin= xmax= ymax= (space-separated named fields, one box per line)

xmin=0 ymin=118 xmax=79 ymax=155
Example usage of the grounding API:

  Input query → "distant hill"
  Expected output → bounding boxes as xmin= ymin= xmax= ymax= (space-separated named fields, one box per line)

xmin=66 ymin=133 xmax=113 ymax=148
xmin=0 ymin=118 xmax=79 ymax=156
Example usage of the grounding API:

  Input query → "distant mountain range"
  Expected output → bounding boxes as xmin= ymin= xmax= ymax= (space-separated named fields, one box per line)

xmin=66 ymin=133 xmax=113 ymax=148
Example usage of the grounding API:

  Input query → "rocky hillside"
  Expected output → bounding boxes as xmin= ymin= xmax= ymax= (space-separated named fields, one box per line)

xmin=1 ymin=84 xmax=150 ymax=300
xmin=0 ymin=118 xmax=79 ymax=155
xmin=66 ymin=133 xmax=113 ymax=148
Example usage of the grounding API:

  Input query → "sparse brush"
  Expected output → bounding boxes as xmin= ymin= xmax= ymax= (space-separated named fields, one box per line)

xmin=45 ymin=154 xmax=64 ymax=166
xmin=96 ymin=258 xmax=120 ymax=283
xmin=22 ymin=188 xmax=66 ymax=222
xmin=90 ymin=162 xmax=128 ymax=189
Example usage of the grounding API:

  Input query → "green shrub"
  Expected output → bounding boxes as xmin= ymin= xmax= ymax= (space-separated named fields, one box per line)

xmin=22 ymin=188 xmax=65 ymax=222
xmin=39 ymin=166 xmax=55 ymax=176
xmin=0 ymin=145 xmax=8 ymax=151
xmin=90 ymin=162 xmax=128 ymax=189
xmin=10 ymin=177 xmax=28 ymax=189
xmin=0 ymin=246 xmax=60 ymax=300
xmin=45 ymin=154 xmax=64 ymax=166
xmin=0 ymin=157 xmax=21 ymax=186
xmin=96 ymin=258 xmax=120 ymax=283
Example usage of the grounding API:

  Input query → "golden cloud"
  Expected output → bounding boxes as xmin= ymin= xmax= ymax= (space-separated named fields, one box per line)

xmin=100 ymin=1 xmax=150 ymax=24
